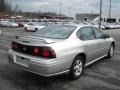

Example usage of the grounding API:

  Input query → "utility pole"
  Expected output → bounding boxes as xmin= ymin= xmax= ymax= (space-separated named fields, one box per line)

xmin=9 ymin=0 xmax=11 ymax=19
xmin=69 ymin=6 xmax=71 ymax=17
xmin=59 ymin=0 xmax=62 ymax=20
xmin=39 ymin=7 xmax=42 ymax=14
xmin=109 ymin=0 xmax=111 ymax=20
xmin=99 ymin=0 xmax=102 ymax=29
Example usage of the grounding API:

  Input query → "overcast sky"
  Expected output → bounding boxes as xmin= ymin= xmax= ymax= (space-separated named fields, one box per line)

xmin=11 ymin=0 xmax=120 ymax=17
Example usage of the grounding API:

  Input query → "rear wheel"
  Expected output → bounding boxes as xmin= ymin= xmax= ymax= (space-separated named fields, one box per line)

xmin=69 ymin=56 xmax=84 ymax=80
xmin=107 ymin=44 xmax=114 ymax=58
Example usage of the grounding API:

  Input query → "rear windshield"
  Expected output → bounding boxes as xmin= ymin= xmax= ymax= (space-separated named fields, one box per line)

xmin=32 ymin=25 xmax=76 ymax=39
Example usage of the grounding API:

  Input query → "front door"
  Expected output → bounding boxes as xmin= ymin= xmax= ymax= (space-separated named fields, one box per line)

xmin=92 ymin=27 xmax=111 ymax=57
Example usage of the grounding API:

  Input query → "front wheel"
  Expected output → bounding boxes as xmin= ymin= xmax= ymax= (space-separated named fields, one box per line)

xmin=24 ymin=27 xmax=27 ymax=31
xmin=107 ymin=44 xmax=114 ymax=58
xmin=35 ymin=28 xmax=38 ymax=32
xmin=68 ymin=56 xmax=84 ymax=80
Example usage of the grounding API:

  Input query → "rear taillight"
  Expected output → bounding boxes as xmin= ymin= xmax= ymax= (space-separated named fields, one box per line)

xmin=42 ymin=48 xmax=50 ymax=57
xmin=11 ymin=43 xmax=14 ymax=49
xmin=11 ymin=42 xmax=18 ymax=49
xmin=33 ymin=47 xmax=39 ymax=56
xmin=11 ymin=41 xmax=56 ymax=59
xmin=41 ymin=48 xmax=56 ymax=58
xmin=33 ymin=47 xmax=56 ymax=59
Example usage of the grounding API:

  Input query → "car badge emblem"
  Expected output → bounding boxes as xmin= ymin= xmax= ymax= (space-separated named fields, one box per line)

xmin=23 ymin=47 xmax=26 ymax=51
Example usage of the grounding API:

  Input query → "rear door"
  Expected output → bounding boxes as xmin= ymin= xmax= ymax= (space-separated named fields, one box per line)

xmin=77 ymin=27 xmax=99 ymax=63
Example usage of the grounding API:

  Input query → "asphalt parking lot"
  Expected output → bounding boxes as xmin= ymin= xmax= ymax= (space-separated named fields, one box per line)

xmin=0 ymin=27 xmax=120 ymax=90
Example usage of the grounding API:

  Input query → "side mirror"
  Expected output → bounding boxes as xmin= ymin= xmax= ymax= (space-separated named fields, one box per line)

xmin=103 ymin=34 xmax=110 ymax=39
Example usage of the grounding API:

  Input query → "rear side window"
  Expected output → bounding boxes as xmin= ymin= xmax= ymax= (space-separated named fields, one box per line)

xmin=77 ymin=27 xmax=96 ymax=40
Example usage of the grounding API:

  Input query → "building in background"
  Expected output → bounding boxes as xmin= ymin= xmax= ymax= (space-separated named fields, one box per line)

xmin=76 ymin=13 xmax=99 ymax=22
xmin=101 ymin=13 xmax=120 ymax=23
xmin=76 ymin=13 xmax=120 ymax=23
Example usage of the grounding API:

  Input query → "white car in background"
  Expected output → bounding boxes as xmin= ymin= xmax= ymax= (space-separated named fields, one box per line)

xmin=105 ymin=23 xmax=120 ymax=29
xmin=8 ymin=22 xmax=18 ymax=27
xmin=90 ymin=22 xmax=106 ymax=30
xmin=0 ymin=21 xmax=9 ymax=27
xmin=0 ymin=21 xmax=18 ymax=27
xmin=112 ymin=23 xmax=120 ymax=29
xmin=24 ymin=22 xmax=45 ymax=31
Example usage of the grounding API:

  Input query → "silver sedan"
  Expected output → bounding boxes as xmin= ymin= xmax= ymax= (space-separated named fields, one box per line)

xmin=8 ymin=25 xmax=115 ymax=80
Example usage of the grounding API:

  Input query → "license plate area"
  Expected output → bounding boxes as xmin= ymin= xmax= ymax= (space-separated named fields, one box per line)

xmin=15 ymin=56 xmax=30 ymax=67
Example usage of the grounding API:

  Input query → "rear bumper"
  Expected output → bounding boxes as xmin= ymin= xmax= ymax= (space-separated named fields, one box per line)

xmin=8 ymin=49 xmax=70 ymax=77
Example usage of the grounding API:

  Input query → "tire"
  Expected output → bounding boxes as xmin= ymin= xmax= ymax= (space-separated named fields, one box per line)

xmin=107 ymin=44 xmax=114 ymax=58
xmin=68 ymin=56 xmax=84 ymax=80
xmin=35 ymin=28 xmax=38 ymax=32
xmin=24 ymin=27 xmax=27 ymax=31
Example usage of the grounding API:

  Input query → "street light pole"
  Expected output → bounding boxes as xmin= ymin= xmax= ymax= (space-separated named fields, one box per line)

xmin=9 ymin=0 xmax=11 ymax=19
xmin=99 ymin=0 xmax=102 ymax=29
xmin=109 ymin=0 xmax=111 ymax=19
xmin=39 ymin=7 xmax=42 ymax=14
xmin=69 ymin=6 xmax=71 ymax=17
xmin=59 ymin=0 xmax=62 ymax=20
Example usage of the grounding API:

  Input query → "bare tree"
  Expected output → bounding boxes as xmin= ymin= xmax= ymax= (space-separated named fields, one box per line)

xmin=0 ymin=0 xmax=6 ymax=12
xmin=14 ymin=4 xmax=19 ymax=13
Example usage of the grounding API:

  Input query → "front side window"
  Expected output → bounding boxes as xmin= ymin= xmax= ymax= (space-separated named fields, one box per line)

xmin=92 ymin=27 xmax=104 ymax=39
xmin=79 ymin=27 xmax=95 ymax=40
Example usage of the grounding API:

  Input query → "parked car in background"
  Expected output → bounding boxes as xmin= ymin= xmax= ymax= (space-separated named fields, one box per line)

xmin=105 ymin=23 xmax=120 ymax=29
xmin=8 ymin=25 xmax=115 ymax=80
xmin=0 ymin=21 xmax=9 ymax=27
xmin=112 ymin=23 xmax=120 ymax=29
xmin=23 ymin=22 xmax=45 ymax=31
xmin=0 ymin=21 xmax=18 ymax=27
xmin=8 ymin=22 xmax=18 ymax=27
xmin=17 ymin=22 xmax=25 ymax=27
xmin=90 ymin=22 xmax=106 ymax=30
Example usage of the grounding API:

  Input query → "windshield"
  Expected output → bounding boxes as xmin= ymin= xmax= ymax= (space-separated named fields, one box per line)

xmin=32 ymin=25 xmax=76 ymax=39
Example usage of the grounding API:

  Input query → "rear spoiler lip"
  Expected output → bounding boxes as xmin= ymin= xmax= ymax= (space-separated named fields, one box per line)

xmin=14 ymin=36 xmax=55 ymax=44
